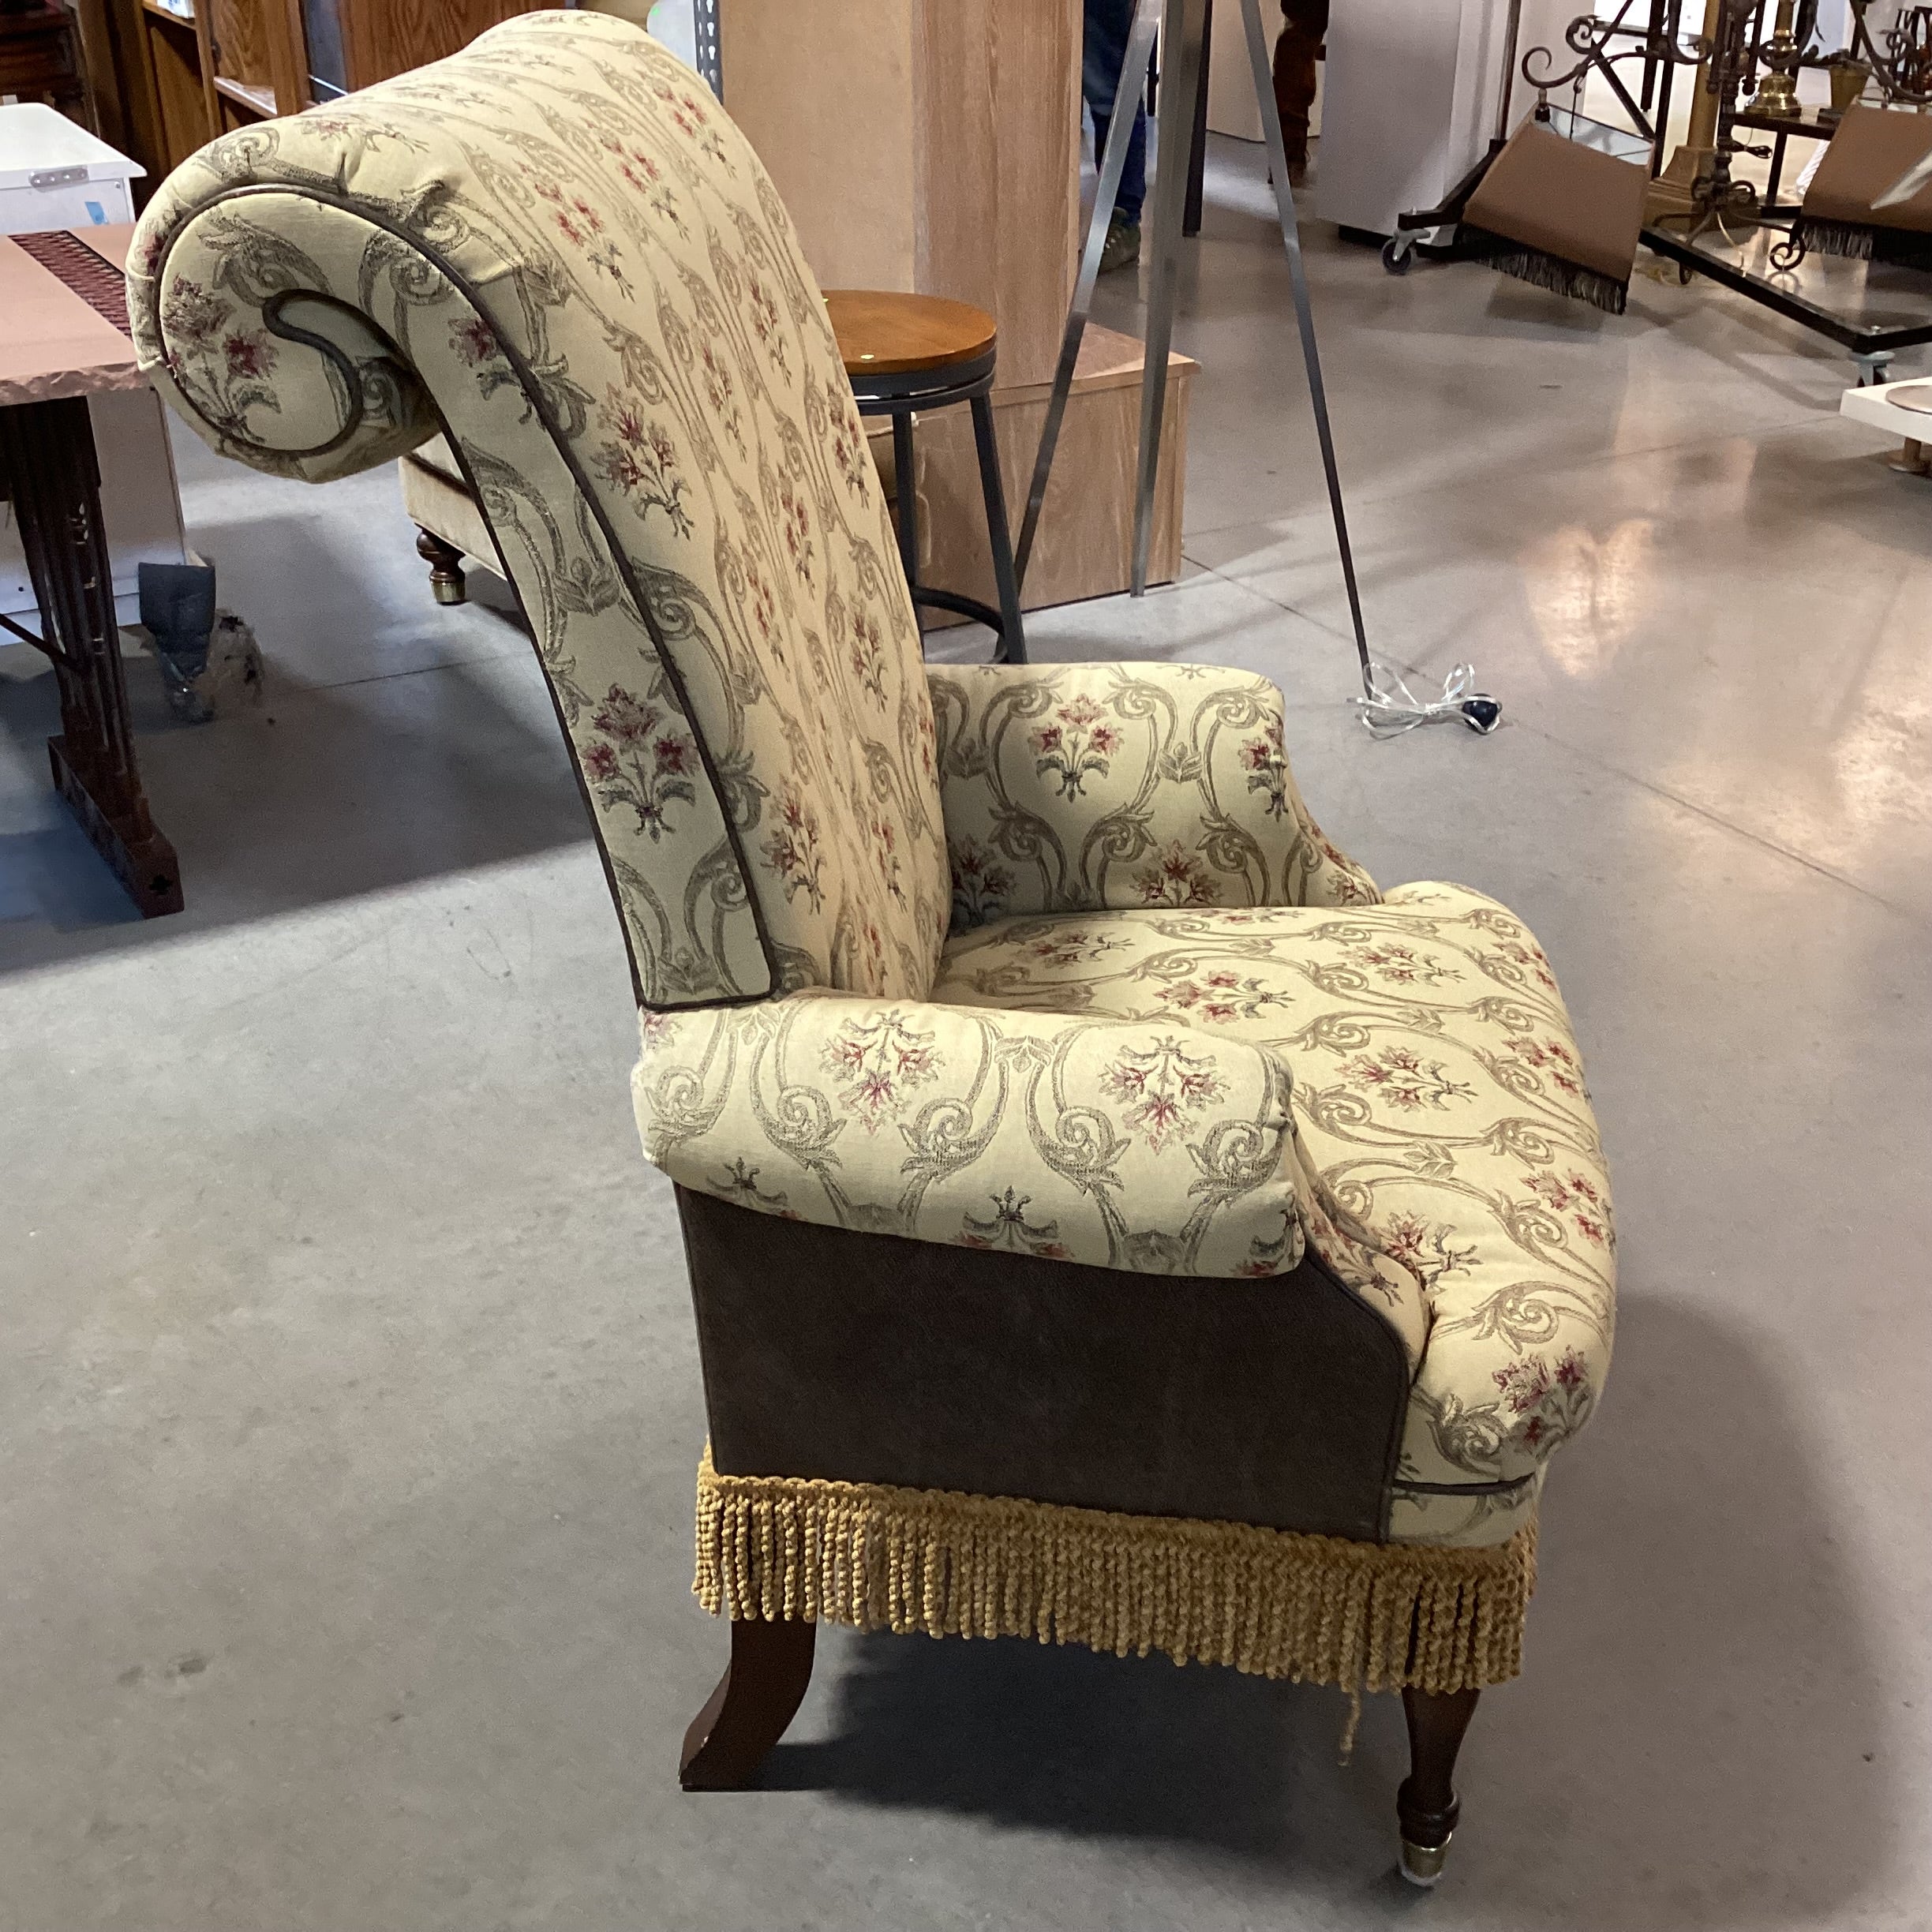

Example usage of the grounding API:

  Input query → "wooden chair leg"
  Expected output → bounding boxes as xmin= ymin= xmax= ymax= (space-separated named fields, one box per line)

xmin=679 ymin=1616 xmax=817 ymax=1792
xmin=1397 ymin=1685 xmax=1481 ymax=1886
xmin=414 ymin=526 xmax=468 ymax=605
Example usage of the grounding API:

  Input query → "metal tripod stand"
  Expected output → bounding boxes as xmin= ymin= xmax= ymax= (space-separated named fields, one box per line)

xmin=1017 ymin=0 xmax=1501 ymax=736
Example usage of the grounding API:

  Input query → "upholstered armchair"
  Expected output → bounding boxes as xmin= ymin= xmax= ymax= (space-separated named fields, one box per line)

xmin=128 ymin=12 xmax=1613 ymax=1882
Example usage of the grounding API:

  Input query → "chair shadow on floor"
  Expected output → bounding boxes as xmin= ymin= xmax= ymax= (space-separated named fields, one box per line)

xmin=762 ymin=1291 xmax=1897 ymax=1927
xmin=0 ymin=581 xmax=588 ymax=973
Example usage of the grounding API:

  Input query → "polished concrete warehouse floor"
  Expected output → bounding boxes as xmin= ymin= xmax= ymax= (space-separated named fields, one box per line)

xmin=4 ymin=139 xmax=1930 ymax=1929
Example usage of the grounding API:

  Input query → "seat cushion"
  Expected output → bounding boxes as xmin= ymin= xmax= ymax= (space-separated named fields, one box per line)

xmin=934 ymin=883 xmax=1615 ymax=1547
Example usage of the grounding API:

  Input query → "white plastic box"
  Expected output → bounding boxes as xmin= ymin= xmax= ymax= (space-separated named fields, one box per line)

xmin=0 ymin=102 xmax=144 ymax=234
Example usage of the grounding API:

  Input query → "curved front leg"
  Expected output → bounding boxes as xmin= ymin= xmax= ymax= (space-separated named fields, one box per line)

xmin=679 ymin=1616 xmax=818 ymax=1791
xmin=1397 ymin=1685 xmax=1481 ymax=1885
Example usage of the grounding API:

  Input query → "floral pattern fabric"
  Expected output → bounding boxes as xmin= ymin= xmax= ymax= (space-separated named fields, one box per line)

xmin=123 ymin=11 xmax=1612 ymax=1557
xmin=929 ymin=663 xmax=1379 ymax=931
xmin=634 ymin=991 xmax=1430 ymax=1365
xmin=126 ymin=11 xmax=948 ymax=1009
xmin=934 ymin=884 xmax=1615 ymax=1547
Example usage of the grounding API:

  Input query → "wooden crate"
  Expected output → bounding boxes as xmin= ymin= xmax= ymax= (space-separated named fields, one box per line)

xmin=915 ymin=323 xmax=1196 ymax=626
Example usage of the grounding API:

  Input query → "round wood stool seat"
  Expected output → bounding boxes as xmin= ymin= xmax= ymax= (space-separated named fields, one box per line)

xmin=825 ymin=290 xmax=997 ymax=379
xmin=822 ymin=288 xmax=1025 ymax=663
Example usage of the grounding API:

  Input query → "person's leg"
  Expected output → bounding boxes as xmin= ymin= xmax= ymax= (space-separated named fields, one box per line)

xmin=1084 ymin=0 xmax=1148 ymax=261
xmin=1273 ymin=0 xmax=1328 ymax=173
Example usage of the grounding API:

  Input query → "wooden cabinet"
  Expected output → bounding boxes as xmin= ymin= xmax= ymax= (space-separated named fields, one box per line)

xmin=88 ymin=0 xmax=550 ymax=189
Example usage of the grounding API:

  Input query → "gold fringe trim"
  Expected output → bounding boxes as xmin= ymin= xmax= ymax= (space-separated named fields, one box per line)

xmin=694 ymin=1452 xmax=1536 ymax=1698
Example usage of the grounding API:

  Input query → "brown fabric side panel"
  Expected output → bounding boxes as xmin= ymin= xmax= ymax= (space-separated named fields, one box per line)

xmin=676 ymin=1188 xmax=1411 ymax=1544
xmin=1463 ymin=122 xmax=1648 ymax=282
xmin=1804 ymin=104 xmax=1932 ymax=232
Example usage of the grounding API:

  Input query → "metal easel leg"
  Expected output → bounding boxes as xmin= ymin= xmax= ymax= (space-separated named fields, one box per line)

xmin=1017 ymin=0 xmax=1162 ymax=586
xmin=1237 ymin=0 xmax=1500 ymax=734
xmin=1131 ymin=0 xmax=1208 ymax=594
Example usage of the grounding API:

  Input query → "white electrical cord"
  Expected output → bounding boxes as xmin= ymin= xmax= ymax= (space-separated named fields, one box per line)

xmin=1355 ymin=660 xmax=1503 ymax=739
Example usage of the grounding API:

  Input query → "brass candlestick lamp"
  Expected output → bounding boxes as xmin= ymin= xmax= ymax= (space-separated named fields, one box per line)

xmin=1747 ymin=0 xmax=1805 ymax=115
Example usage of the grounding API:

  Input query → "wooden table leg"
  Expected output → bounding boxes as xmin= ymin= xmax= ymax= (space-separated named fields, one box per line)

xmin=0 ymin=395 xmax=182 ymax=917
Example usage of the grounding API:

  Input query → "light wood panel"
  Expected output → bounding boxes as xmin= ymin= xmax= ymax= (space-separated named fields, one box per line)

xmin=914 ymin=0 xmax=1078 ymax=388
xmin=333 ymin=0 xmax=535 ymax=86
xmin=915 ymin=324 xmax=1195 ymax=623
xmin=721 ymin=0 xmax=1078 ymax=386
xmin=717 ymin=0 xmax=919 ymax=291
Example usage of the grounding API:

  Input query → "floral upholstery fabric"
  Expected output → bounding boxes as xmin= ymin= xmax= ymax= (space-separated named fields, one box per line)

xmin=930 ymin=662 xmax=1379 ymax=930
xmin=933 ymin=886 xmax=1614 ymax=1546
xmin=633 ymin=990 xmax=1429 ymax=1366
xmin=126 ymin=11 xmax=947 ymax=1009
xmin=126 ymin=10 xmax=1612 ymax=1556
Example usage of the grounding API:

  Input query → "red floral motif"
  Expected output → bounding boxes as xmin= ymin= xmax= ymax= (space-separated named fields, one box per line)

xmin=595 ymin=388 xmax=691 ymax=537
xmin=1020 ymin=929 xmax=1121 ymax=968
xmin=821 ymin=1009 xmax=940 ymax=1131
xmin=1493 ymin=1348 xmax=1593 ymax=1455
xmin=1507 ymin=1035 xmax=1585 ymax=1096
xmin=761 ymin=781 xmax=824 ymax=912
xmin=746 ymin=274 xmax=785 ymax=373
xmin=1526 ymin=1171 xmax=1613 ymax=1247
xmin=950 ymin=838 xmax=1016 ymax=927
xmin=1029 ymin=697 xmax=1122 ymax=799
xmin=1377 ymin=1211 xmax=1478 ymax=1291
xmin=160 ymin=278 xmax=227 ymax=348
xmin=1339 ymin=1044 xmax=1474 ymax=1111
xmin=545 ymin=186 xmax=605 ymax=249
xmin=1156 ymin=968 xmax=1284 ymax=1026
xmin=780 ymin=479 xmax=814 ymax=587
xmin=583 ymin=685 xmax=698 ymax=842
xmin=449 ymin=315 xmax=499 ymax=367
xmin=223 ymin=330 xmax=275 ymax=380
xmin=1240 ymin=732 xmax=1289 ymax=819
xmin=871 ymin=814 xmax=905 ymax=905
xmin=1133 ymin=841 xmax=1221 ymax=908
xmin=1492 ymin=938 xmax=1559 ymax=992
xmin=1342 ymin=938 xmax=1460 ymax=987
xmin=830 ymin=411 xmax=870 ymax=494
xmin=1099 ymin=1036 xmax=1229 ymax=1153
xmin=849 ymin=606 xmax=886 ymax=703
xmin=698 ymin=341 xmax=739 ymax=442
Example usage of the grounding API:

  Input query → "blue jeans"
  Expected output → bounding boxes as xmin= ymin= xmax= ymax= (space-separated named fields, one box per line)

xmin=1083 ymin=0 xmax=1147 ymax=227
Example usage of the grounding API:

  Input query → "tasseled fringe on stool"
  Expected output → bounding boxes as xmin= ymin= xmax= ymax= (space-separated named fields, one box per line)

xmin=1792 ymin=215 xmax=1932 ymax=269
xmin=1458 ymin=226 xmax=1631 ymax=315
xmin=1797 ymin=215 xmax=1878 ymax=259
xmin=693 ymin=1452 xmax=1537 ymax=1702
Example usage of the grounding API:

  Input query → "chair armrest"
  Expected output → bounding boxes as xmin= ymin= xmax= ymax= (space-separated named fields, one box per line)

xmin=634 ymin=990 xmax=1427 ymax=1364
xmin=928 ymin=661 xmax=1378 ymax=930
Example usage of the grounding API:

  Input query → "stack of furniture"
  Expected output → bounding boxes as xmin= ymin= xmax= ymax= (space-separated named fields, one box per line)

xmin=128 ymin=13 xmax=1614 ymax=1884
xmin=78 ymin=0 xmax=552 ymax=186
xmin=717 ymin=0 xmax=1197 ymax=620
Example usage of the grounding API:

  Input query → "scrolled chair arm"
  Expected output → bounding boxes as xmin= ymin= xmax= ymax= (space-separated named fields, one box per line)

xmin=633 ymin=987 xmax=1429 ymax=1365
xmin=928 ymin=661 xmax=1379 ymax=932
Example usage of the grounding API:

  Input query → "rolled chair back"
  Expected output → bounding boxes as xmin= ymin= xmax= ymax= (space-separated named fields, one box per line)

xmin=128 ymin=11 xmax=949 ymax=1009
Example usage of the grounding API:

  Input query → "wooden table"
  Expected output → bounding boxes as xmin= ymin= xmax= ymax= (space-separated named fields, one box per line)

xmin=0 ymin=222 xmax=182 ymax=915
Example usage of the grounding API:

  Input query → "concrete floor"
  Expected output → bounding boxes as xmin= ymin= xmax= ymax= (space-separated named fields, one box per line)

xmin=4 ymin=137 xmax=1930 ymax=1929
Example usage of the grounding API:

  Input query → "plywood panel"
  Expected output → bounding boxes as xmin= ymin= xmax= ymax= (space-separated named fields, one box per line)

xmin=916 ymin=324 xmax=1193 ymax=622
xmin=717 ymin=0 xmax=919 ymax=291
xmin=341 ymin=0 xmax=539 ymax=87
xmin=912 ymin=0 xmax=1077 ymax=390
xmin=207 ymin=0 xmax=274 ymax=91
xmin=144 ymin=10 xmax=212 ymax=168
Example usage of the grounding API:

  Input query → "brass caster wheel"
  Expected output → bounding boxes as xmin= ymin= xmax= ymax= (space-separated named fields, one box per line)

xmin=1399 ymin=1833 xmax=1454 ymax=1888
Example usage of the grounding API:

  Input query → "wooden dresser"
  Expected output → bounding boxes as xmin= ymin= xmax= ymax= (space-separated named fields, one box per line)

xmin=83 ymin=0 xmax=552 ymax=187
